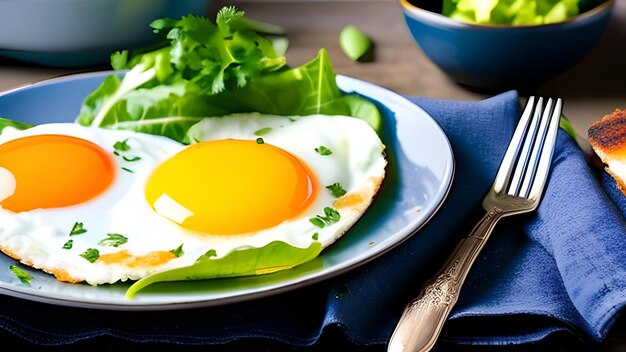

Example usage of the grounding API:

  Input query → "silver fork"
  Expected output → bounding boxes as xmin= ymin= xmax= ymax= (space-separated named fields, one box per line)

xmin=387 ymin=96 xmax=563 ymax=352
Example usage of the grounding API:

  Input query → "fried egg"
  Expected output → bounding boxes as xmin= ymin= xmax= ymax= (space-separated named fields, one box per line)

xmin=0 ymin=114 xmax=386 ymax=285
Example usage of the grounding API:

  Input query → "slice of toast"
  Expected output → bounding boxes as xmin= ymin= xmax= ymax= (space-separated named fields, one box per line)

xmin=588 ymin=108 xmax=626 ymax=196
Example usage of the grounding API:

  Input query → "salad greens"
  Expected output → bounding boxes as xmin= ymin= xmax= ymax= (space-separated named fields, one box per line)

xmin=1 ymin=6 xmax=383 ymax=295
xmin=339 ymin=25 xmax=373 ymax=62
xmin=0 ymin=117 xmax=31 ymax=134
xmin=77 ymin=6 xmax=381 ymax=143
xmin=126 ymin=241 xmax=322 ymax=298
xmin=443 ymin=0 xmax=606 ymax=25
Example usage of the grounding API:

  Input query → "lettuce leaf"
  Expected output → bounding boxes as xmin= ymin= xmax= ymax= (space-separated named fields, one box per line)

xmin=77 ymin=48 xmax=381 ymax=143
xmin=443 ymin=0 xmax=585 ymax=25
xmin=0 ymin=117 xmax=32 ymax=134
xmin=126 ymin=241 xmax=322 ymax=298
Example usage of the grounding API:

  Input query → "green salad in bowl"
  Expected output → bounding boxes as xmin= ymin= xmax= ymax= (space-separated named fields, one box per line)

xmin=443 ymin=0 xmax=608 ymax=25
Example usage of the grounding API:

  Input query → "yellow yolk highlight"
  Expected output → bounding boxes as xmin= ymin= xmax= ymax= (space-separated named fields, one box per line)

xmin=0 ymin=134 xmax=115 ymax=212
xmin=145 ymin=139 xmax=318 ymax=235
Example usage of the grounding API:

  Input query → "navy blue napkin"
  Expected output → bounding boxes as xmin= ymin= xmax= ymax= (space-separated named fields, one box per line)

xmin=2 ymin=91 xmax=626 ymax=349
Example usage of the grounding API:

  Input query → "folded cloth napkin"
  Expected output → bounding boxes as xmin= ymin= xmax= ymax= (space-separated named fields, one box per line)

xmin=2 ymin=91 xmax=626 ymax=349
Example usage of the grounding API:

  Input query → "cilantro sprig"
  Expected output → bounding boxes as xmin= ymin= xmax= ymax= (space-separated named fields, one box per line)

xmin=98 ymin=233 xmax=128 ymax=247
xmin=326 ymin=183 xmax=347 ymax=198
xmin=170 ymin=244 xmax=185 ymax=258
xmin=80 ymin=248 xmax=100 ymax=263
xmin=315 ymin=146 xmax=333 ymax=156
xmin=309 ymin=207 xmax=341 ymax=228
xmin=69 ymin=222 xmax=87 ymax=236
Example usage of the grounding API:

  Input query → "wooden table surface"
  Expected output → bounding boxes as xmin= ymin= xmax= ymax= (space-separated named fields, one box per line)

xmin=1 ymin=0 xmax=626 ymax=351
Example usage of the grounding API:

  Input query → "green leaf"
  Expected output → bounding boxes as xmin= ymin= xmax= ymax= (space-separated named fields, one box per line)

xmin=0 ymin=117 xmax=32 ymax=135
xmin=309 ymin=207 xmax=341 ymax=228
xmin=69 ymin=222 xmax=87 ymax=236
xmin=113 ymin=139 xmax=131 ymax=152
xmin=63 ymin=239 xmax=73 ymax=249
xmin=80 ymin=248 xmax=100 ymax=263
xmin=315 ymin=145 xmax=333 ymax=156
xmin=170 ymin=244 xmax=185 ymax=258
xmin=326 ymin=182 xmax=347 ymax=198
xmin=559 ymin=114 xmax=578 ymax=141
xmin=254 ymin=127 xmax=272 ymax=136
xmin=10 ymin=264 xmax=32 ymax=285
xmin=126 ymin=241 xmax=323 ymax=298
xmin=339 ymin=25 xmax=373 ymax=62
xmin=98 ymin=233 xmax=128 ymax=247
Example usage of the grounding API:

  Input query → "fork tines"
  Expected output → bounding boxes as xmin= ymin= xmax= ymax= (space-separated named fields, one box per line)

xmin=494 ymin=96 xmax=563 ymax=200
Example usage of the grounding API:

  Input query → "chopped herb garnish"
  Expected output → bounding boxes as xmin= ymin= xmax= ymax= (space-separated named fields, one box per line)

xmin=113 ymin=139 xmax=131 ymax=152
xmin=113 ymin=151 xmax=120 ymax=156
xmin=10 ymin=264 xmax=32 ymax=285
xmin=254 ymin=127 xmax=272 ymax=136
xmin=122 ymin=155 xmax=142 ymax=162
xmin=122 ymin=167 xmax=134 ymax=173
xmin=63 ymin=239 xmax=74 ymax=249
xmin=98 ymin=233 xmax=128 ymax=247
xmin=309 ymin=207 xmax=341 ymax=228
xmin=256 ymin=137 xmax=265 ymax=144
xmin=309 ymin=217 xmax=325 ymax=228
xmin=69 ymin=222 xmax=87 ymax=236
xmin=80 ymin=248 xmax=100 ymax=263
xmin=315 ymin=146 xmax=332 ymax=156
xmin=170 ymin=244 xmax=184 ymax=257
xmin=326 ymin=183 xmax=347 ymax=198
xmin=312 ymin=232 xmax=319 ymax=241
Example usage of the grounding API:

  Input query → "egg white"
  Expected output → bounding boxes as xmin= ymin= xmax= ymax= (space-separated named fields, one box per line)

xmin=0 ymin=114 xmax=386 ymax=285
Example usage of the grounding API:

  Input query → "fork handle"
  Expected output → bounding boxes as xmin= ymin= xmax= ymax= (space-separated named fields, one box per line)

xmin=388 ymin=207 xmax=503 ymax=352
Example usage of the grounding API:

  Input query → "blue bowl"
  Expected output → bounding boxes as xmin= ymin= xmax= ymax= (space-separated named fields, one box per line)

xmin=400 ymin=0 xmax=614 ymax=92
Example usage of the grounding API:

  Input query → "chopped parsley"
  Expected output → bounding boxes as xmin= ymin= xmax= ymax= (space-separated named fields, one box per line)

xmin=254 ymin=127 xmax=272 ymax=136
xmin=326 ymin=183 xmax=347 ymax=198
xmin=98 ymin=233 xmax=128 ymax=247
xmin=256 ymin=137 xmax=265 ymax=144
xmin=170 ymin=244 xmax=185 ymax=258
xmin=63 ymin=239 xmax=74 ymax=249
xmin=122 ymin=155 xmax=141 ymax=162
xmin=312 ymin=232 xmax=319 ymax=241
xmin=69 ymin=222 xmax=87 ymax=236
xmin=121 ymin=167 xmax=134 ymax=173
xmin=315 ymin=146 xmax=333 ymax=156
xmin=10 ymin=264 xmax=32 ymax=285
xmin=80 ymin=248 xmax=100 ymax=263
xmin=113 ymin=139 xmax=131 ymax=152
xmin=309 ymin=207 xmax=341 ymax=228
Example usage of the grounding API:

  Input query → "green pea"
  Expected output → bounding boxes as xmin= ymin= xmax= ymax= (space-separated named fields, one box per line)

xmin=339 ymin=25 xmax=373 ymax=62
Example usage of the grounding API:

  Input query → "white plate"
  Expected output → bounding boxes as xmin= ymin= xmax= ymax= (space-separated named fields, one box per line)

xmin=0 ymin=71 xmax=454 ymax=310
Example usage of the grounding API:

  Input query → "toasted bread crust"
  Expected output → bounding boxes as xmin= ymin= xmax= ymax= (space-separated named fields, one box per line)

xmin=588 ymin=108 xmax=626 ymax=196
xmin=589 ymin=109 xmax=626 ymax=155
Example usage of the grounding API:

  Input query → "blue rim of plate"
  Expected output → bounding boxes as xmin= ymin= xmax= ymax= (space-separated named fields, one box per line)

xmin=0 ymin=71 xmax=454 ymax=310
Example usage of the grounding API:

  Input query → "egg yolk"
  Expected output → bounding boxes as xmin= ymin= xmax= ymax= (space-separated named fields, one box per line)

xmin=0 ymin=134 xmax=115 ymax=212
xmin=145 ymin=139 xmax=318 ymax=235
